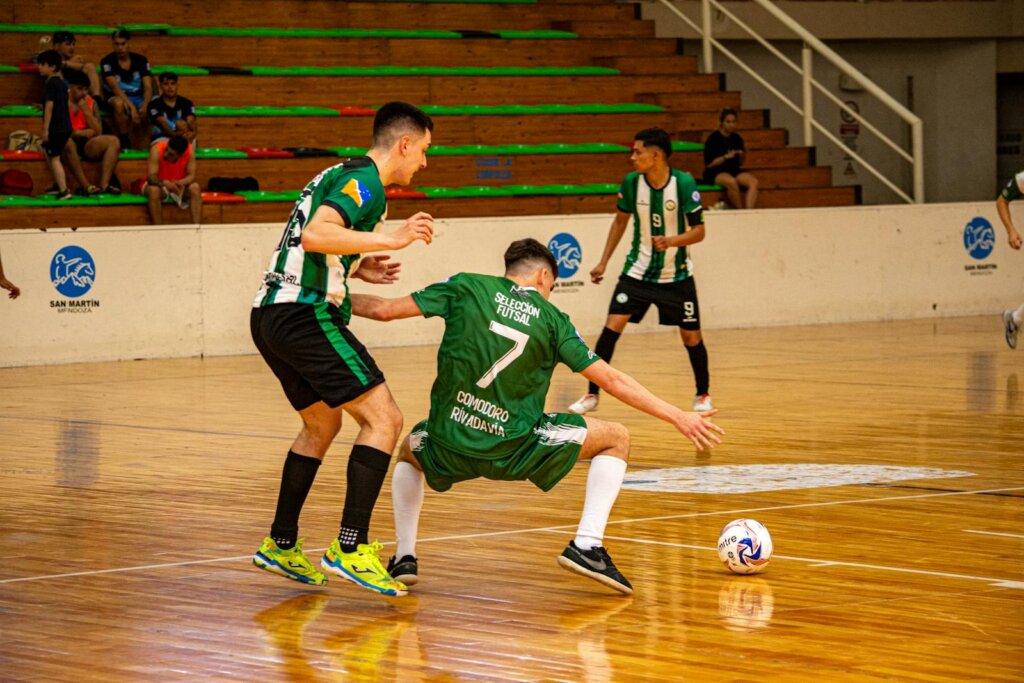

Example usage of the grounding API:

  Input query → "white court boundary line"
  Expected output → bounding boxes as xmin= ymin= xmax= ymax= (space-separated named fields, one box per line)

xmin=1 ymin=485 xmax=1021 ymax=586
xmin=546 ymin=532 xmax=1024 ymax=590
xmin=964 ymin=529 xmax=1024 ymax=540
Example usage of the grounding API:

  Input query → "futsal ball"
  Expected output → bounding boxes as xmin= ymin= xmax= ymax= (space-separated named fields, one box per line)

xmin=717 ymin=519 xmax=773 ymax=574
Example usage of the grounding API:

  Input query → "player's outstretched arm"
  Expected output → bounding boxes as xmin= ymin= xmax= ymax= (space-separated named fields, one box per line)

xmin=997 ymin=196 xmax=1022 ymax=250
xmin=580 ymin=359 xmax=724 ymax=451
xmin=349 ymin=293 xmax=424 ymax=321
xmin=302 ymin=208 xmax=433 ymax=256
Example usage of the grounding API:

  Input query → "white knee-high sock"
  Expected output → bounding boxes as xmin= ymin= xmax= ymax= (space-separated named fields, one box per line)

xmin=392 ymin=461 xmax=424 ymax=559
xmin=574 ymin=455 xmax=628 ymax=550
xmin=1013 ymin=304 xmax=1024 ymax=326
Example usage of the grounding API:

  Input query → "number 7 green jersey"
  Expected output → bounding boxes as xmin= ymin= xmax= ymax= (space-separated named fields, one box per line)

xmin=411 ymin=273 xmax=599 ymax=459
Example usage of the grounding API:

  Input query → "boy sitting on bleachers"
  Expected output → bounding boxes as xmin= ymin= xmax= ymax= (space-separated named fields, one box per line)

xmin=144 ymin=135 xmax=201 ymax=224
xmin=66 ymin=70 xmax=122 ymax=195
xmin=149 ymin=72 xmax=197 ymax=146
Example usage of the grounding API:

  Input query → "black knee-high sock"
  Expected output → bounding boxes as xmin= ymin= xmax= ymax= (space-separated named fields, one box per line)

xmin=338 ymin=445 xmax=392 ymax=552
xmin=685 ymin=340 xmax=710 ymax=396
xmin=270 ymin=450 xmax=322 ymax=549
xmin=588 ymin=327 xmax=622 ymax=395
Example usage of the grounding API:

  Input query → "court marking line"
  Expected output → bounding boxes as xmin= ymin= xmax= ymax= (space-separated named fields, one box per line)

xmin=555 ymin=533 xmax=1024 ymax=590
xmin=1 ymin=485 xmax=1020 ymax=585
xmin=964 ymin=529 xmax=1024 ymax=539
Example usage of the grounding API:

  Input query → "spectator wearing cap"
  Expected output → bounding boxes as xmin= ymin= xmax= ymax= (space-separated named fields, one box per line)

xmin=37 ymin=50 xmax=73 ymax=200
xmin=65 ymin=69 xmax=122 ymax=194
xmin=149 ymin=72 xmax=197 ymax=145
xmin=51 ymin=30 xmax=102 ymax=98
xmin=144 ymin=135 xmax=202 ymax=224
xmin=100 ymin=29 xmax=153 ymax=149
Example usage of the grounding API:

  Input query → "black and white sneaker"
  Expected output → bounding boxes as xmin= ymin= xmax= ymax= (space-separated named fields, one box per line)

xmin=557 ymin=541 xmax=633 ymax=595
xmin=387 ymin=554 xmax=419 ymax=586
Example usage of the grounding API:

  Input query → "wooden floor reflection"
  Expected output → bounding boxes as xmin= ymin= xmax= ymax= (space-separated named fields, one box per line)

xmin=1 ymin=315 xmax=1022 ymax=681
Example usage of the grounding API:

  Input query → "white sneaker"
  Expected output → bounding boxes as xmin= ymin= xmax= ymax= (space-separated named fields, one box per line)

xmin=693 ymin=394 xmax=714 ymax=411
xmin=568 ymin=393 xmax=599 ymax=415
xmin=1005 ymin=310 xmax=1020 ymax=350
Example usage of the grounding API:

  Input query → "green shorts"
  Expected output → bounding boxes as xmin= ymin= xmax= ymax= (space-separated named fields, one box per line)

xmin=408 ymin=413 xmax=588 ymax=493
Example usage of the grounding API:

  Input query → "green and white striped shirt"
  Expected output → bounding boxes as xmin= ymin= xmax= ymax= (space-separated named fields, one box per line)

xmin=617 ymin=169 xmax=703 ymax=283
xmin=253 ymin=156 xmax=387 ymax=322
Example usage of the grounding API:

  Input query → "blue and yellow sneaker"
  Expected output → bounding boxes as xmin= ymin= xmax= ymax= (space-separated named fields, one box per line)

xmin=321 ymin=539 xmax=407 ymax=597
xmin=253 ymin=537 xmax=328 ymax=586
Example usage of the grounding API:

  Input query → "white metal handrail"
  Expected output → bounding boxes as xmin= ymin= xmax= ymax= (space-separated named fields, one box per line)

xmin=657 ymin=0 xmax=924 ymax=203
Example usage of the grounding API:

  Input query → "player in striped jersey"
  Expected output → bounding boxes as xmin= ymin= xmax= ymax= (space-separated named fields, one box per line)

xmin=249 ymin=102 xmax=435 ymax=596
xmin=997 ymin=169 xmax=1023 ymax=349
xmin=351 ymin=239 xmax=723 ymax=595
xmin=569 ymin=128 xmax=714 ymax=416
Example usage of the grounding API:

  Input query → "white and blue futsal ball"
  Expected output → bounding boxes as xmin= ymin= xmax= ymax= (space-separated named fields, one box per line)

xmin=717 ymin=519 xmax=773 ymax=574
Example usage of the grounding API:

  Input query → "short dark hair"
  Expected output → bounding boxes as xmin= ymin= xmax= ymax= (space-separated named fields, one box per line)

xmin=372 ymin=101 xmax=434 ymax=149
xmin=503 ymin=238 xmax=558 ymax=280
xmin=112 ymin=28 xmax=131 ymax=41
xmin=159 ymin=71 xmax=178 ymax=83
xmin=634 ymin=127 xmax=672 ymax=159
xmin=719 ymin=107 xmax=738 ymax=123
xmin=167 ymin=135 xmax=189 ymax=154
xmin=52 ymin=30 xmax=75 ymax=44
xmin=37 ymin=50 xmax=62 ymax=69
xmin=65 ymin=69 xmax=91 ymax=88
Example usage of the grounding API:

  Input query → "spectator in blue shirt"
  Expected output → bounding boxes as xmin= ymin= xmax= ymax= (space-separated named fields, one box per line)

xmin=100 ymin=29 xmax=153 ymax=149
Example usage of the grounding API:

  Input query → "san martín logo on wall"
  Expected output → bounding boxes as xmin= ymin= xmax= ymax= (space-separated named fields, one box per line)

xmin=962 ymin=216 xmax=997 ymax=275
xmin=547 ymin=232 xmax=585 ymax=293
xmin=50 ymin=245 xmax=99 ymax=312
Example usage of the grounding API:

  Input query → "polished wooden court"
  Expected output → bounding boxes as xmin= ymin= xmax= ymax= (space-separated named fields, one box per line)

xmin=1 ymin=315 xmax=1022 ymax=681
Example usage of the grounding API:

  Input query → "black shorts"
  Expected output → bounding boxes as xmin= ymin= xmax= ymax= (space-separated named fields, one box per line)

xmin=608 ymin=274 xmax=701 ymax=330
xmin=250 ymin=302 xmax=386 ymax=411
xmin=42 ymin=132 xmax=72 ymax=158
xmin=73 ymin=135 xmax=89 ymax=157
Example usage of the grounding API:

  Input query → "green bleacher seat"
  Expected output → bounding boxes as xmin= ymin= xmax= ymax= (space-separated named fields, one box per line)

xmin=0 ymin=105 xmax=41 ymax=116
xmin=196 ymin=106 xmax=340 ymax=117
xmin=236 ymin=190 xmax=301 ymax=203
xmin=244 ymin=66 xmax=616 ymax=77
xmin=0 ymin=23 xmax=577 ymax=40
xmin=195 ymin=148 xmax=249 ymax=159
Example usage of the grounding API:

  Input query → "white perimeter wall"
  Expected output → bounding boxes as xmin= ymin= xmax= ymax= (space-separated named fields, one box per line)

xmin=0 ymin=202 xmax=1020 ymax=367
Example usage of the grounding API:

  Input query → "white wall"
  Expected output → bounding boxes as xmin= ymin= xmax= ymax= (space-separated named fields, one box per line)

xmin=1 ymin=203 xmax=1019 ymax=367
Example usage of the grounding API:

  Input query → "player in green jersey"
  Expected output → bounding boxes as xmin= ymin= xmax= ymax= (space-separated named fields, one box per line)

xmin=249 ymin=102 xmax=435 ymax=596
xmin=997 ymin=170 xmax=1023 ymax=349
xmin=569 ymin=127 xmax=714 ymax=416
xmin=351 ymin=239 xmax=723 ymax=595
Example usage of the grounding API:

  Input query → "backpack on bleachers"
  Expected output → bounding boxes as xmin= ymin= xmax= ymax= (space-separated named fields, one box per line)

xmin=208 ymin=177 xmax=260 ymax=193
xmin=0 ymin=169 xmax=33 ymax=196
xmin=7 ymin=130 xmax=44 ymax=153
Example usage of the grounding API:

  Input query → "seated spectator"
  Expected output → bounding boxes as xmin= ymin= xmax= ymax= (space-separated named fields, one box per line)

xmin=51 ymin=30 xmax=102 ymax=98
xmin=149 ymin=72 xmax=197 ymax=145
xmin=37 ymin=50 xmax=73 ymax=200
xmin=100 ymin=29 xmax=153 ymax=150
xmin=65 ymin=69 xmax=122 ymax=194
xmin=144 ymin=135 xmax=202 ymax=224
xmin=703 ymin=108 xmax=758 ymax=209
